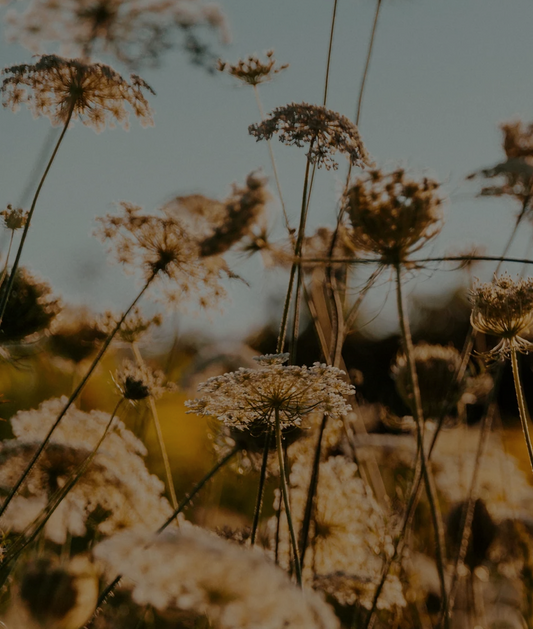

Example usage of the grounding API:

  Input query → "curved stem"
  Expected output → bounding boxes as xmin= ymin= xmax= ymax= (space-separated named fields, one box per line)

xmin=0 ymin=272 xmax=156 ymax=520
xmin=275 ymin=408 xmax=302 ymax=586
xmin=355 ymin=0 xmax=382 ymax=127
xmin=0 ymin=231 xmax=15 ymax=290
xmin=0 ymin=105 xmax=75 ymax=328
xmin=511 ymin=348 xmax=533 ymax=473
xmin=250 ymin=427 xmax=272 ymax=545
xmin=132 ymin=342 xmax=178 ymax=510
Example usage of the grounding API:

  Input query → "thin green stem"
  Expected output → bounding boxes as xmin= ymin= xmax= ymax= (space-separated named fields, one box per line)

xmin=275 ymin=408 xmax=302 ymax=586
xmin=511 ymin=348 xmax=533 ymax=474
xmin=132 ymin=342 xmax=178 ymax=510
xmin=250 ymin=427 xmax=272 ymax=545
xmin=0 ymin=272 xmax=156 ymax=519
xmin=0 ymin=105 xmax=75 ymax=328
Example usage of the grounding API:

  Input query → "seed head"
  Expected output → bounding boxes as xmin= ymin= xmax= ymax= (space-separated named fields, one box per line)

xmin=1 ymin=204 xmax=28 ymax=231
xmin=470 ymin=274 xmax=533 ymax=359
xmin=346 ymin=168 xmax=443 ymax=264
xmin=113 ymin=359 xmax=172 ymax=402
xmin=249 ymin=102 xmax=371 ymax=170
xmin=2 ymin=54 xmax=154 ymax=131
xmin=218 ymin=50 xmax=288 ymax=86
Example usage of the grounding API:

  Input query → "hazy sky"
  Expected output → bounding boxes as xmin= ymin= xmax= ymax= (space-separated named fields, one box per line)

xmin=1 ymin=0 xmax=533 ymax=340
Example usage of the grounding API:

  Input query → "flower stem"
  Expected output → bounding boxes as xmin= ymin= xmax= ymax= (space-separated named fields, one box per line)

xmin=132 ymin=342 xmax=178 ymax=510
xmin=355 ymin=0 xmax=382 ymax=126
xmin=0 ymin=105 xmax=75 ymax=328
xmin=275 ymin=408 xmax=302 ymax=586
xmin=250 ymin=427 xmax=272 ymax=545
xmin=0 ymin=273 xmax=156 ymax=519
xmin=0 ymin=231 xmax=15 ymax=289
xmin=511 ymin=348 xmax=533 ymax=473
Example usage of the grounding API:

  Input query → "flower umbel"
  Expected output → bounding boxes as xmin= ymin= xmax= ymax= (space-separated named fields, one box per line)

xmin=249 ymin=102 xmax=371 ymax=170
xmin=2 ymin=54 xmax=154 ymax=131
xmin=1 ymin=205 xmax=28 ymax=231
xmin=186 ymin=353 xmax=354 ymax=431
xmin=470 ymin=274 xmax=533 ymax=359
xmin=113 ymin=359 xmax=172 ymax=402
xmin=218 ymin=50 xmax=288 ymax=86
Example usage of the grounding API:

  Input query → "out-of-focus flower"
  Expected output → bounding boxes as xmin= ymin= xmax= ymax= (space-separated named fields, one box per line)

xmin=0 ymin=397 xmax=171 ymax=543
xmin=48 ymin=307 xmax=106 ymax=364
xmin=5 ymin=0 xmax=230 ymax=70
xmin=218 ymin=50 xmax=288 ymax=86
xmin=99 ymin=306 xmax=162 ymax=345
xmin=113 ymin=359 xmax=173 ymax=402
xmin=470 ymin=274 xmax=533 ymax=360
xmin=186 ymin=353 xmax=354 ymax=431
xmin=1 ymin=204 xmax=28 ymax=231
xmin=94 ymin=525 xmax=340 ymax=629
xmin=346 ymin=168 xmax=443 ymax=265
xmin=249 ymin=102 xmax=371 ymax=170
xmin=2 ymin=54 xmax=154 ymax=131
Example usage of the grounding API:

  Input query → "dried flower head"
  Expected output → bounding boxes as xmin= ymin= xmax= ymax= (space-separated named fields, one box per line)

xmin=48 ymin=307 xmax=106 ymax=364
xmin=100 ymin=306 xmax=162 ymax=345
xmin=249 ymin=102 xmax=371 ymax=170
xmin=1 ymin=204 xmax=28 ymax=231
xmin=5 ymin=0 xmax=229 ymax=70
xmin=346 ymin=168 xmax=443 ymax=264
xmin=0 ymin=267 xmax=61 ymax=343
xmin=392 ymin=343 xmax=463 ymax=418
xmin=470 ymin=274 xmax=533 ymax=359
xmin=218 ymin=50 xmax=288 ymax=86
xmin=5 ymin=555 xmax=98 ymax=629
xmin=94 ymin=526 xmax=340 ymax=629
xmin=113 ymin=359 xmax=172 ymax=402
xmin=95 ymin=202 xmax=229 ymax=309
xmin=0 ymin=397 xmax=172 ymax=543
xmin=186 ymin=353 xmax=353 ymax=431
xmin=2 ymin=54 xmax=154 ymax=131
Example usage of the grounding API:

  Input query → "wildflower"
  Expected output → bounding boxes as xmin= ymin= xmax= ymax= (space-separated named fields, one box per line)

xmin=94 ymin=526 xmax=340 ymax=629
xmin=113 ymin=359 xmax=172 ymax=402
xmin=218 ymin=50 xmax=288 ymax=86
xmin=99 ymin=306 xmax=162 ymax=345
xmin=2 ymin=54 xmax=154 ymax=131
xmin=470 ymin=274 xmax=533 ymax=359
xmin=48 ymin=307 xmax=106 ymax=364
xmin=0 ymin=397 xmax=171 ymax=543
xmin=346 ymin=168 xmax=443 ymax=264
xmin=0 ymin=267 xmax=61 ymax=343
xmin=1 ymin=204 xmax=28 ymax=231
xmin=392 ymin=343 xmax=464 ymax=418
xmin=95 ymin=202 xmax=228 ymax=309
xmin=186 ymin=353 xmax=354 ymax=431
xmin=249 ymin=102 xmax=371 ymax=170
xmin=3 ymin=555 xmax=98 ymax=629
xmin=5 ymin=0 xmax=229 ymax=70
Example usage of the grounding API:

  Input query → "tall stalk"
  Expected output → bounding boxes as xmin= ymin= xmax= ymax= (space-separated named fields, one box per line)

xmin=0 ymin=272 xmax=156 ymax=519
xmin=355 ymin=0 xmax=382 ymax=127
xmin=0 ymin=104 xmax=75 ymax=327
xmin=250 ymin=427 xmax=272 ymax=545
xmin=511 ymin=348 xmax=533 ymax=473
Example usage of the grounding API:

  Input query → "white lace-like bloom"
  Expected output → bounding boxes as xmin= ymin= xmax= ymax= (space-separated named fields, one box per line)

xmin=273 ymin=453 xmax=405 ymax=611
xmin=470 ymin=274 xmax=533 ymax=359
xmin=94 ymin=525 xmax=339 ymax=629
xmin=186 ymin=353 xmax=354 ymax=430
xmin=0 ymin=398 xmax=171 ymax=543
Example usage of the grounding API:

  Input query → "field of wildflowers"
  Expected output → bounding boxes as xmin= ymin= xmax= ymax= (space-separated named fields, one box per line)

xmin=1 ymin=1 xmax=533 ymax=628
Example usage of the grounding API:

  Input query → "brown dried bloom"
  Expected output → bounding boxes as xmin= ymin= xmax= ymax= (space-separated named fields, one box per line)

xmin=346 ymin=168 xmax=443 ymax=264
xmin=392 ymin=343 xmax=464 ymax=418
xmin=2 ymin=54 xmax=154 ymax=131
xmin=5 ymin=0 xmax=229 ymax=70
xmin=249 ymin=102 xmax=371 ymax=170
xmin=113 ymin=359 xmax=173 ymax=402
xmin=95 ymin=203 xmax=228 ymax=309
xmin=470 ymin=274 xmax=533 ymax=360
xmin=1 ymin=204 xmax=28 ymax=231
xmin=218 ymin=50 xmax=288 ymax=86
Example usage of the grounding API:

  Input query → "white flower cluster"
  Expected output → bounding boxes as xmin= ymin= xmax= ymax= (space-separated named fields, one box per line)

xmin=186 ymin=354 xmax=354 ymax=430
xmin=0 ymin=397 xmax=171 ymax=543
xmin=94 ymin=525 xmax=340 ymax=629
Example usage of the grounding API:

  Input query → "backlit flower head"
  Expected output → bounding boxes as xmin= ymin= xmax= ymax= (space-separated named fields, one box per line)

xmin=218 ymin=50 xmax=288 ymax=86
xmin=346 ymin=168 xmax=443 ymax=264
xmin=1 ymin=204 xmax=28 ymax=231
xmin=5 ymin=0 xmax=229 ymax=70
xmin=249 ymin=102 xmax=371 ymax=170
xmin=186 ymin=353 xmax=354 ymax=431
xmin=100 ymin=306 xmax=162 ymax=345
xmin=94 ymin=526 xmax=340 ymax=629
xmin=113 ymin=359 xmax=172 ymax=402
xmin=470 ymin=274 xmax=533 ymax=359
xmin=2 ymin=54 xmax=154 ymax=131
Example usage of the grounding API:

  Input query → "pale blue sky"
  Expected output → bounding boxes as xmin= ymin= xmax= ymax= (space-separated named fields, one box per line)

xmin=1 ymin=0 xmax=532 ymax=339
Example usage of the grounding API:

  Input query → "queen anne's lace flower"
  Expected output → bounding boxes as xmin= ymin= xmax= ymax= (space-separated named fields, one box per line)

xmin=113 ymin=359 xmax=173 ymax=402
xmin=186 ymin=353 xmax=354 ymax=430
xmin=0 ymin=398 xmax=171 ymax=544
xmin=218 ymin=50 xmax=288 ymax=86
xmin=2 ymin=55 xmax=154 ymax=131
xmin=470 ymin=274 xmax=533 ymax=359
xmin=94 ymin=525 xmax=340 ymax=629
